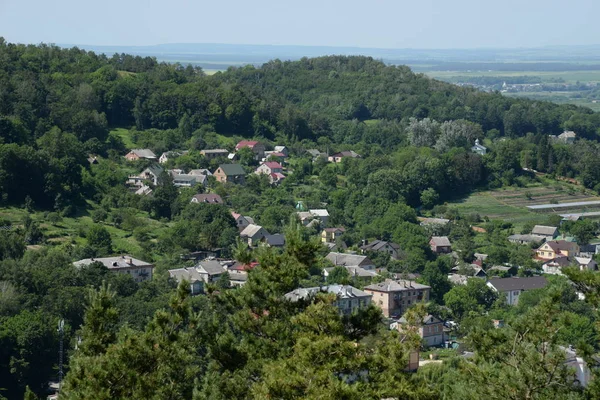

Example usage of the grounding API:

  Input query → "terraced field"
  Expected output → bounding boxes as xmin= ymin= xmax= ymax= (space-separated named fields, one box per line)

xmin=448 ymin=183 xmax=600 ymax=230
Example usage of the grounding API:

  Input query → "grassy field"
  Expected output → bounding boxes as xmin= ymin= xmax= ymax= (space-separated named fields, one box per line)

xmin=448 ymin=182 xmax=600 ymax=230
xmin=110 ymin=128 xmax=136 ymax=149
xmin=0 ymin=204 xmax=169 ymax=257
xmin=505 ymin=92 xmax=600 ymax=111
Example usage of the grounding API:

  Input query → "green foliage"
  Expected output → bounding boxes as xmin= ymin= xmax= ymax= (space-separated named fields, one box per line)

xmin=86 ymin=224 xmax=113 ymax=256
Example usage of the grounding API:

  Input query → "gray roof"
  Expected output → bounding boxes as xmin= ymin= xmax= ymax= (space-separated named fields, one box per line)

xmin=326 ymin=252 xmax=374 ymax=267
xmin=487 ymin=276 xmax=548 ymax=292
xmin=191 ymin=194 xmax=223 ymax=204
xmin=130 ymin=149 xmax=156 ymax=159
xmin=361 ymin=240 xmax=400 ymax=252
xmin=229 ymin=271 xmax=248 ymax=282
xmin=144 ymin=164 xmax=164 ymax=177
xmin=169 ymin=267 xmax=203 ymax=283
xmin=265 ymin=234 xmax=285 ymax=246
xmin=508 ymin=234 xmax=546 ymax=243
xmin=74 ymin=256 xmax=153 ymax=270
xmin=196 ymin=260 xmax=225 ymax=276
xmin=217 ymin=164 xmax=246 ymax=176
xmin=189 ymin=169 xmax=212 ymax=176
xmin=431 ymin=236 xmax=451 ymax=246
xmin=240 ymin=224 xmax=267 ymax=238
xmin=284 ymin=285 xmax=371 ymax=302
xmin=201 ymin=149 xmax=228 ymax=154
xmin=399 ymin=314 xmax=442 ymax=325
xmin=364 ymin=279 xmax=430 ymax=292
xmin=559 ymin=131 xmax=576 ymax=138
xmin=531 ymin=225 xmax=558 ymax=236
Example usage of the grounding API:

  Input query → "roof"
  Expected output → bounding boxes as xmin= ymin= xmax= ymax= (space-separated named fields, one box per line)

xmin=144 ymin=164 xmax=164 ymax=177
xmin=309 ymin=209 xmax=329 ymax=217
xmin=543 ymin=256 xmax=571 ymax=267
xmin=191 ymin=194 xmax=223 ymax=204
xmin=265 ymin=234 xmax=285 ymax=246
xmin=326 ymin=252 xmax=373 ymax=267
xmin=262 ymin=161 xmax=283 ymax=169
xmin=245 ymin=216 xmax=256 ymax=225
xmin=201 ymin=149 xmax=228 ymax=154
xmin=364 ymin=279 xmax=431 ymax=292
xmin=240 ymin=224 xmax=266 ymax=238
xmin=189 ymin=169 xmax=212 ymax=176
xmin=331 ymin=150 xmax=360 ymax=158
xmin=542 ymin=240 xmax=576 ymax=252
xmin=274 ymin=146 xmax=287 ymax=152
xmin=323 ymin=227 xmax=345 ymax=233
xmin=196 ymin=260 xmax=225 ymax=275
xmin=430 ymin=236 xmax=451 ymax=247
xmin=575 ymin=256 xmax=596 ymax=265
xmin=487 ymin=265 xmax=514 ymax=272
xmin=129 ymin=149 xmax=156 ymax=159
xmin=217 ymin=164 xmax=246 ymax=176
xmin=270 ymin=172 xmax=285 ymax=180
xmin=231 ymin=211 xmax=242 ymax=220
xmin=508 ymin=234 xmax=546 ymax=243
xmin=559 ymin=131 xmax=576 ymax=138
xmin=73 ymin=256 xmax=153 ymax=270
xmin=284 ymin=285 xmax=371 ymax=302
xmin=345 ymin=266 xmax=379 ymax=278
xmin=229 ymin=261 xmax=259 ymax=272
xmin=169 ymin=267 xmax=203 ymax=283
xmin=306 ymin=149 xmax=324 ymax=156
xmin=229 ymin=271 xmax=249 ymax=282
xmin=399 ymin=314 xmax=442 ymax=325
xmin=531 ymin=225 xmax=558 ymax=236
xmin=418 ymin=217 xmax=450 ymax=226
xmin=361 ymin=240 xmax=400 ymax=252
xmin=236 ymin=140 xmax=260 ymax=150
xmin=487 ymin=276 xmax=548 ymax=292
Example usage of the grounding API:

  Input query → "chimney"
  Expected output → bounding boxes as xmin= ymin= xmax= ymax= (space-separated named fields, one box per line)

xmin=128 ymin=258 xmax=134 ymax=265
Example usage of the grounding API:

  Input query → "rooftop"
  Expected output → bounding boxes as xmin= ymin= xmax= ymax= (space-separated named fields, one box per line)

xmin=129 ymin=149 xmax=156 ymax=158
xmin=430 ymin=236 xmax=451 ymax=246
xmin=284 ymin=285 xmax=371 ymax=302
xmin=196 ymin=260 xmax=226 ymax=275
xmin=326 ymin=252 xmax=373 ymax=267
xmin=191 ymin=193 xmax=223 ymax=204
xmin=74 ymin=255 xmax=153 ymax=270
xmin=488 ymin=276 xmax=548 ymax=292
xmin=217 ymin=163 xmax=246 ymax=176
xmin=531 ymin=225 xmax=558 ymax=236
xmin=364 ymin=279 xmax=431 ymax=292
xmin=240 ymin=224 xmax=266 ymax=238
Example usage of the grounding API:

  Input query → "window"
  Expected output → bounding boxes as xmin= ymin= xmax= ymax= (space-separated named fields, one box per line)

xmin=407 ymin=300 xmax=411 ymax=305
xmin=379 ymin=300 xmax=383 ymax=305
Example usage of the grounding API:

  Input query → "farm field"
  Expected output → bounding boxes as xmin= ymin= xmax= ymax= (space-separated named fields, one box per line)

xmin=448 ymin=183 xmax=600 ymax=230
xmin=423 ymin=69 xmax=600 ymax=84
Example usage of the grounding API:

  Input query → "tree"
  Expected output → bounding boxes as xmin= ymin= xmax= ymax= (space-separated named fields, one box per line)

xmin=421 ymin=258 xmax=452 ymax=304
xmin=152 ymin=171 xmax=178 ymax=219
xmin=86 ymin=224 xmax=112 ymax=256
xmin=326 ymin=266 xmax=350 ymax=285
xmin=406 ymin=118 xmax=440 ymax=148
xmin=569 ymin=220 xmax=598 ymax=245
xmin=443 ymin=278 xmax=498 ymax=320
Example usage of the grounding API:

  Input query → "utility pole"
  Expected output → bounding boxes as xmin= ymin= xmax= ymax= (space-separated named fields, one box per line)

xmin=57 ymin=319 xmax=64 ymax=398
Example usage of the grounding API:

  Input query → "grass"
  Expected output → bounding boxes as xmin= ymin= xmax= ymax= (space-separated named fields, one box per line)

xmin=110 ymin=128 xmax=136 ymax=149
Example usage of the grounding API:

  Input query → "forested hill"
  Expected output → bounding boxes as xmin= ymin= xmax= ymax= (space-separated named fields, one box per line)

xmin=1 ymin=39 xmax=600 ymax=209
xmin=1 ymin=38 xmax=598 ymax=147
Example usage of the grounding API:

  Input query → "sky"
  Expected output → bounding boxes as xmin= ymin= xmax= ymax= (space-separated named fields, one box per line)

xmin=1 ymin=0 xmax=599 ymax=49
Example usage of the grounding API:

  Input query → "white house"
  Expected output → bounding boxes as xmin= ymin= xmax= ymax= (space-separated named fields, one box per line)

xmin=487 ymin=276 xmax=548 ymax=305
xmin=471 ymin=139 xmax=487 ymax=155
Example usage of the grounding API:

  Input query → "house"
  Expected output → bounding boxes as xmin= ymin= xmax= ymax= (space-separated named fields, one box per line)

xmin=231 ymin=212 xmax=251 ymax=230
xmin=579 ymin=244 xmax=599 ymax=258
xmin=87 ymin=155 xmax=98 ymax=164
xmin=229 ymin=271 xmax=249 ymax=287
xmin=267 ymin=172 xmax=286 ymax=185
xmin=128 ymin=165 xmax=164 ymax=187
xmin=170 ymin=171 xmax=199 ymax=187
xmin=574 ymin=256 xmax=598 ymax=271
xmin=196 ymin=260 xmax=226 ymax=283
xmin=558 ymin=130 xmax=577 ymax=144
xmin=309 ymin=209 xmax=329 ymax=226
xmin=240 ymin=224 xmax=270 ymax=246
xmin=235 ymin=140 xmax=266 ymax=159
xmin=125 ymin=149 xmax=157 ymax=161
xmin=396 ymin=314 xmax=445 ymax=347
xmin=363 ymin=280 xmax=431 ymax=318
xmin=200 ymin=149 xmax=229 ymax=159
xmin=360 ymin=239 xmax=401 ymax=260
xmin=168 ymin=267 xmax=204 ymax=295
xmin=470 ymin=139 xmax=487 ymax=155
xmin=191 ymin=193 xmax=223 ymax=204
xmin=328 ymin=150 xmax=361 ymax=163
xmin=297 ymin=211 xmax=320 ymax=227
xmin=73 ymin=256 xmax=154 ymax=283
xmin=321 ymin=227 xmax=345 ymax=243
xmin=255 ymin=161 xmax=283 ymax=175
xmin=531 ymin=225 xmax=559 ymax=240
xmin=306 ymin=149 xmax=327 ymax=161
xmin=487 ymin=276 xmax=548 ymax=305
xmin=274 ymin=146 xmax=289 ymax=157
xmin=189 ymin=169 xmax=212 ymax=177
xmin=536 ymin=240 xmax=580 ymax=260
xmin=264 ymin=234 xmax=285 ymax=248
xmin=508 ymin=234 xmax=546 ymax=245
xmin=214 ymin=164 xmax=246 ymax=184
xmin=326 ymin=252 xmax=376 ymax=270
xmin=542 ymin=256 xmax=572 ymax=275
xmin=284 ymin=285 xmax=372 ymax=315
xmin=430 ymin=236 xmax=452 ymax=254
xmin=263 ymin=151 xmax=286 ymax=163
xmin=159 ymin=150 xmax=187 ymax=164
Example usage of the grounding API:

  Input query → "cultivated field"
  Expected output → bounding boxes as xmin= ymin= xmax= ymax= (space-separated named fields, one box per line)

xmin=448 ymin=183 xmax=600 ymax=230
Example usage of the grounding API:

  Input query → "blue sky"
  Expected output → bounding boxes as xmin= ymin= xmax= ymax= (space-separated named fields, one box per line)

xmin=1 ymin=0 xmax=598 ymax=48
